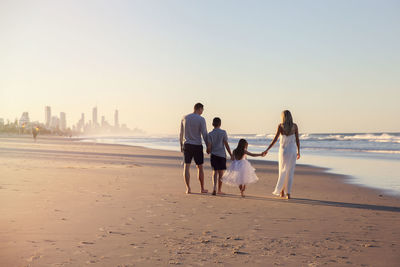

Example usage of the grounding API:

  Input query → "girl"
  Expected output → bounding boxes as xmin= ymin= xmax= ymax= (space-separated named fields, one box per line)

xmin=263 ymin=110 xmax=300 ymax=199
xmin=222 ymin=139 xmax=263 ymax=197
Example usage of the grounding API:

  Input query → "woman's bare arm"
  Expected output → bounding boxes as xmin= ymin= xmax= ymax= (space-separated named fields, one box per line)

xmin=295 ymin=124 xmax=300 ymax=159
xmin=263 ymin=125 xmax=281 ymax=155
xmin=245 ymin=150 xmax=263 ymax=157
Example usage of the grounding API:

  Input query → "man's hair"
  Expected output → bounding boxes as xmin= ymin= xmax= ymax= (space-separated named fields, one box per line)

xmin=194 ymin=103 xmax=204 ymax=110
xmin=212 ymin=117 xmax=221 ymax=127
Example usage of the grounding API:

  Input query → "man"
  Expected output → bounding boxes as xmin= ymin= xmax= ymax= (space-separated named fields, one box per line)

xmin=179 ymin=103 xmax=208 ymax=194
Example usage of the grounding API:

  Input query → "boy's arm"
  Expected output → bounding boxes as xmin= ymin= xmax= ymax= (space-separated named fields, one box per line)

xmin=223 ymin=132 xmax=232 ymax=158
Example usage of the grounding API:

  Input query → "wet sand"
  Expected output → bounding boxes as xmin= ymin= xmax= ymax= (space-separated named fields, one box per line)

xmin=0 ymin=136 xmax=399 ymax=266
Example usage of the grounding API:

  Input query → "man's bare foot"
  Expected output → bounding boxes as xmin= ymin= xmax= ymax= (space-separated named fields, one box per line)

xmin=217 ymin=191 xmax=225 ymax=195
xmin=201 ymin=189 xmax=208 ymax=193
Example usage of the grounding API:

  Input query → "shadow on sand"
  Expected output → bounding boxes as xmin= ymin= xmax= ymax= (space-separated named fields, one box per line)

xmin=192 ymin=193 xmax=400 ymax=213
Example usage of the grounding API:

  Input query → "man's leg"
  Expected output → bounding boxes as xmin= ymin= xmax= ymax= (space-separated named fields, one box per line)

xmin=184 ymin=163 xmax=191 ymax=194
xmin=197 ymin=164 xmax=208 ymax=193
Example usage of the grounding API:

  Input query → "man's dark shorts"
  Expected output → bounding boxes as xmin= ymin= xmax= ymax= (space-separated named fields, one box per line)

xmin=183 ymin=144 xmax=204 ymax=165
xmin=210 ymin=154 xmax=227 ymax=170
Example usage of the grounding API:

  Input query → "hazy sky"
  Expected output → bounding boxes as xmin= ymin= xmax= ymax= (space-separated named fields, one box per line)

xmin=1 ymin=0 xmax=399 ymax=134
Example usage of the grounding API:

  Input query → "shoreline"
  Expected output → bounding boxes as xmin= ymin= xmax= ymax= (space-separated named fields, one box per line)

xmin=1 ymin=136 xmax=400 ymax=266
xmin=75 ymin=136 xmax=400 ymax=198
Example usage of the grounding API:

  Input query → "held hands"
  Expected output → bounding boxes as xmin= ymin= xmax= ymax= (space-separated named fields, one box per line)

xmin=261 ymin=150 xmax=268 ymax=157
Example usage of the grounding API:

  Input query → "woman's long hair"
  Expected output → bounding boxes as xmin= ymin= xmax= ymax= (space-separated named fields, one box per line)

xmin=233 ymin=139 xmax=248 ymax=160
xmin=281 ymin=110 xmax=294 ymax=135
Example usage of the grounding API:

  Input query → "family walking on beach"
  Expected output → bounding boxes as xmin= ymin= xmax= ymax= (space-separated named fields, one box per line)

xmin=179 ymin=103 xmax=300 ymax=199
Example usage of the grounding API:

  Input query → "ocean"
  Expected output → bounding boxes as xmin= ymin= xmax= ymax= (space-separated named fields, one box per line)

xmin=79 ymin=132 xmax=400 ymax=196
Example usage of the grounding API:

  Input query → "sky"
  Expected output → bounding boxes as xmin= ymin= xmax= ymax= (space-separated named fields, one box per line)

xmin=0 ymin=0 xmax=399 ymax=134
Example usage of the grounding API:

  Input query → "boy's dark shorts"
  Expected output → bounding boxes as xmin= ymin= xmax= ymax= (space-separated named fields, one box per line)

xmin=210 ymin=154 xmax=227 ymax=170
xmin=183 ymin=144 xmax=204 ymax=165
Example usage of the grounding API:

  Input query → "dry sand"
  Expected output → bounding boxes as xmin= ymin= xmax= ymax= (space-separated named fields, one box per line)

xmin=0 ymin=136 xmax=399 ymax=267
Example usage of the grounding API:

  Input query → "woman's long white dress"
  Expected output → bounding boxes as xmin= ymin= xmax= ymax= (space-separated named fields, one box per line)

xmin=272 ymin=134 xmax=297 ymax=195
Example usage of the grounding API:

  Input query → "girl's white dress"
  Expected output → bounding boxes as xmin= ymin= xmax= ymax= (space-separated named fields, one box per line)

xmin=272 ymin=134 xmax=297 ymax=195
xmin=222 ymin=155 xmax=259 ymax=186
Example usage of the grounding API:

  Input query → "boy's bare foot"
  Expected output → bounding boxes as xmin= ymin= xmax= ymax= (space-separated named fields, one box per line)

xmin=212 ymin=190 xmax=216 ymax=195
xmin=217 ymin=191 xmax=225 ymax=195
xmin=201 ymin=189 xmax=208 ymax=193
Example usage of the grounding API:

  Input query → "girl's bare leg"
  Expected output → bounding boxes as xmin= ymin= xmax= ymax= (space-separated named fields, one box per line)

xmin=240 ymin=185 xmax=246 ymax=197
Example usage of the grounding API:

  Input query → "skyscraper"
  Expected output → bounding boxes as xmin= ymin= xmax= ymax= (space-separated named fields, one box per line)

xmin=45 ymin=106 xmax=51 ymax=127
xmin=92 ymin=107 xmax=98 ymax=127
xmin=60 ymin=112 xmax=66 ymax=131
xmin=19 ymin=112 xmax=30 ymax=127
xmin=114 ymin=109 xmax=119 ymax=128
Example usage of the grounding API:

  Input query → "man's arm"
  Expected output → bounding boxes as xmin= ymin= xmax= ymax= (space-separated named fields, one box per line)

xmin=206 ymin=135 xmax=212 ymax=154
xmin=179 ymin=119 xmax=184 ymax=152
xmin=201 ymin=118 xmax=208 ymax=146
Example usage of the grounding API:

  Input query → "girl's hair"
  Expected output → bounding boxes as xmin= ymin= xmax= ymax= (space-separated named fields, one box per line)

xmin=281 ymin=110 xmax=294 ymax=135
xmin=233 ymin=139 xmax=248 ymax=160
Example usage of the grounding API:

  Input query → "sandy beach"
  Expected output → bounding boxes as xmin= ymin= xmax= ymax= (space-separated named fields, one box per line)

xmin=0 ymin=136 xmax=399 ymax=267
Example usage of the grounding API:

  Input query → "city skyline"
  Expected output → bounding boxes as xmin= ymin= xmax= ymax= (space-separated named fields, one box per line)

xmin=0 ymin=105 xmax=133 ymax=135
xmin=1 ymin=1 xmax=399 ymax=134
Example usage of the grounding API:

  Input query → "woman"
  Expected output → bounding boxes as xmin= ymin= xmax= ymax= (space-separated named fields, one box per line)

xmin=263 ymin=110 xmax=300 ymax=199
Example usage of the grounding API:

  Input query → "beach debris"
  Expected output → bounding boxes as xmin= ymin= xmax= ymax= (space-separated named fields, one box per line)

xmin=362 ymin=243 xmax=378 ymax=248
xmin=232 ymin=249 xmax=248 ymax=255
xmin=81 ymin=241 xmax=95 ymax=245
xmin=168 ymin=260 xmax=182 ymax=265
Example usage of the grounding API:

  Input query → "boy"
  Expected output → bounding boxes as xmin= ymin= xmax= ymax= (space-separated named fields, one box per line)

xmin=207 ymin=117 xmax=232 ymax=195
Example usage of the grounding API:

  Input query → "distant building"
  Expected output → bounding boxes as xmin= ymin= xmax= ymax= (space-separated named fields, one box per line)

xmin=101 ymin=116 xmax=105 ymax=127
xmin=114 ymin=110 xmax=119 ymax=128
xmin=45 ymin=106 xmax=51 ymax=127
xmin=60 ymin=112 xmax=66 ymax=131
xmin=19 ymin=112 xmax=30 ymax=127
xmin=50 ymin=116 xmax=59 ymax=129
xmin=92 ymin=107 xmax=98 ymax=127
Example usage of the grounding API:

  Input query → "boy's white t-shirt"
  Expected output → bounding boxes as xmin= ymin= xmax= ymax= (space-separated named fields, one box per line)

xmin=207 ymin=128 xmax=228 ymax=158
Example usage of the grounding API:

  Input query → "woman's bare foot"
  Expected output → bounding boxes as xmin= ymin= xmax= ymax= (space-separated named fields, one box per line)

xmin=201 ymin=189 xmax=208 ymax=193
